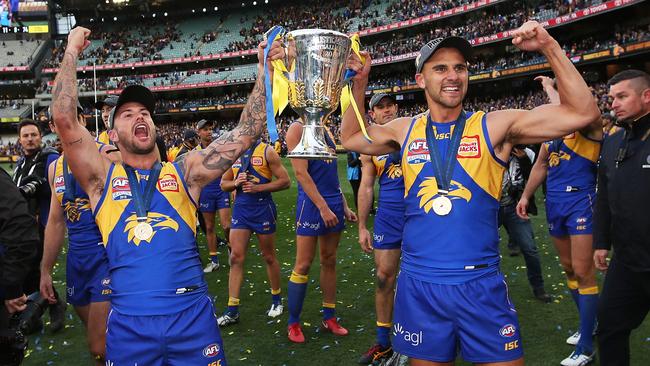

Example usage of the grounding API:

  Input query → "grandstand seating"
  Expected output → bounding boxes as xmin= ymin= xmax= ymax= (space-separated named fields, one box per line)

xmin=1 ymin=39 xmax=45 ymax=68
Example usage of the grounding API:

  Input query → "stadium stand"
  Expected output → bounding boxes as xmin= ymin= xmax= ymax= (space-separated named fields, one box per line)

xmin=1 ymin=39 xmax=45 ymax=67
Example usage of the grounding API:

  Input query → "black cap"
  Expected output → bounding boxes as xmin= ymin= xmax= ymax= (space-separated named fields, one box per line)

xmin=196 ymin=119 xmax=212 ymax=130
xmin=183 ymin=129 xmax=199 ymax=140
xmin=107 ymin=85 xmax=156 ymax=129
xmin=368 ymin=93 xmax=395 ymax=109
xmin=415 ymin=36 xmax=473 ymax=74
xmin=94 ymin=95 xmax=118 ymax=110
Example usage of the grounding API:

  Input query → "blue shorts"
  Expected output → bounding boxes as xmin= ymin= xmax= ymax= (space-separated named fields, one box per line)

xmin=545 ymin=191 xmax=595 ymax=237
xmin=66 ymin=248 xmax=110 ymax=306
xmin=199 ymin=190 xmax=230 ymax=213
xmin=295 ymin=195 xmax=345 ymax=236
xmin=231 ymin=200 xmax=277 ymax=234
xmin=106 ymin=295 xmax=227 ymax=366
xmin=372 ymin=207 xmax=404 ymax=250
xmin=393 ymin=271 xmax=523 ymax=363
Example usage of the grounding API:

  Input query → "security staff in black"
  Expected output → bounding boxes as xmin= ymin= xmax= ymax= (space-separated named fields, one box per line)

xmin=593 ymin=69 xmax=650 ymax=366
xmin=0 ymin=168 xmax=39 ymax=366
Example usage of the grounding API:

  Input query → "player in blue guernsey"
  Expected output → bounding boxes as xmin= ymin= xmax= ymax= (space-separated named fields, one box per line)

xmin=40 ymin=112 xmax=118 ymax=364
xmin=357 ymin=93 xmax=404 ymax=365
xmin=285 ymin=120 xmax=357 ymax=343
xmin=341 ymin=21 xmax=600 ymax=365
xmin=216 ymin=140 xmax=290 ymax=326
xmin=195 ymin=119 xmax=232 ymax=273
xmin=50 ymin=27 xmax=284 ymax=365
xmin=517 ymin=75 xmax=603 ymax=366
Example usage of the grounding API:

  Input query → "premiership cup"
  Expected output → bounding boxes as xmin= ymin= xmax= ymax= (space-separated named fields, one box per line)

xmin=283 ymin=29 xmax=352 ymax=159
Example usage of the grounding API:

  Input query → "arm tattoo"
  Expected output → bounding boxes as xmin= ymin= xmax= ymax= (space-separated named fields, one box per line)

xmin=51 ymin=51 xmax=80 ymax=128
xmin=200 ymin=75 xmax=266 ymax=175
xmin=64 ymin=137 xmax=83 ymax=146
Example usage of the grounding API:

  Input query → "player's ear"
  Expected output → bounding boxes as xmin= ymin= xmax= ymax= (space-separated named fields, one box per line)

xmin=108 ymin=129 xmax=119 ymax=144
xmin=415 ymin=73 xmax=426 ymax=89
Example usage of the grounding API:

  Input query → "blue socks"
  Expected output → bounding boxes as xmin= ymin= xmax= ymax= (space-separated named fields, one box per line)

xmin=577 ymin=286 xmax=599 ymax=354
xmin=287 ymin=271 xmax=308 ymax=325
xmin=376 ymin=322 xmax=391 ymax=347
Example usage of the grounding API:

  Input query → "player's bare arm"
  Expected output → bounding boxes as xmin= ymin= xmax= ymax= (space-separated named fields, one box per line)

xmin=486 ymin=21 xmax=601 ymax=161
xmin=51 ymin=27 xmax=110 ymax=206
xmin=40 ymin=162 xmax=66 ymax=304
xmin=179 ymin=40 xmax=284 ymax=201
xmin=248 ymin=146 xmax=290 ymax=193
xmin=341 ymin=51 xmax=410 ymax=155
xmin=358 ymin=154 xmax=377 ymax=253
xmin=516 ymin=145 xmax=549 ymax=219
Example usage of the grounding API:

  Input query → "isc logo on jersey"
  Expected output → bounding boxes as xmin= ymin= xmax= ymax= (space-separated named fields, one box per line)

xmin=252 ymin=156 xmax=263 ymax=166
xmin=158 ymin=174 xmax=179 ymax=192
xmin=407 ymin=139 xmax=430 ymax=164
xmin=457 ymin=135 xmax=481 ymax=158
xmin=203 ymin=343 xmax=220 ymax=358
xmin=499 ymin=324 xmax=517 ymax=338
xmin=54 ymin=175 xmax=65 ymax=194
xmin=111 ymin=177 xmax=132 ymax=200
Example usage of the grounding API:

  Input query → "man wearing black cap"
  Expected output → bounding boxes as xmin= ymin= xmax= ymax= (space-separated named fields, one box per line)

xmin=341 ymin=21 xmax=600 ymax=365
xmin=170 ymin=129 xmax=199 ymax=161
xmin=94 ymin=95 xmax=118 ymax=145
xmin=357 ymin=92 xmax=405 ymax=365
xmin=50 ymin=26 xmax=283 ymax=365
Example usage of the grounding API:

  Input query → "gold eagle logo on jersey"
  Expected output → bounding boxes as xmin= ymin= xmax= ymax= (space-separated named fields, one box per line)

xmin=417 ymin=177 xmax=472 ymax=214
xmin=386 ymin=164 xmax=402 ymax=179
xmin=63 ymin=198 xmax=91 ymax=222
xmin=123 ymin=213 xmax=179 ymax=246
xmin=548 ymin=151 xmax=570 ymax=167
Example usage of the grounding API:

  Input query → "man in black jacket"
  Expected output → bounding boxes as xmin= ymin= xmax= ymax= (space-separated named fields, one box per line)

xmin=11 ymin=119 xmax=65 ymax=332
xmin=0 ymin=168 xmax=39 ymax=365
xmin=594 ymin=69 xmax=650 ymax=366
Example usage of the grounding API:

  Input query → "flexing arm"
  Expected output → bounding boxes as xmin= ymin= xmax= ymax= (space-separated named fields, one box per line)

xmin=340 ymin=51 xmax=406 ymax=155
xmin=488 ymin=21 xmax=601 ymax=154
xmin=40 ymin=163 xmax=66 ymax=304
xmin=516 ymin=145 xmax=549 ymax=219
xmin=180 ymin=41 xmax=284 ymax=201
xmin=358 ymin=154 xmax=377 ymax=253
xmin=51 ymin=27 xmax=107 ymax=205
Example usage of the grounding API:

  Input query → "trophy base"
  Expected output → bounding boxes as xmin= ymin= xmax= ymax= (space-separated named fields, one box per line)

xmin=287 ymin=149 xmax=337 ymax=160
xmin=287 ymin=122 xmax=337 ymax=160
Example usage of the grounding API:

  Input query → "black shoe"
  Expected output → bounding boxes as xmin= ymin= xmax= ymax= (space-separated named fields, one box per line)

xmin=48 ymin=296 xmax=66 ymax=333
xmin=358 ymin=344 xmax=393 ymax=365
xmin=533 ymin=288 xmax=552 ymax=303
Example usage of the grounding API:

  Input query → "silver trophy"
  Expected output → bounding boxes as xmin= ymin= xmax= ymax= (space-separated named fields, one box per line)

xmin=283 ymin=29 xmax=352 ymax=159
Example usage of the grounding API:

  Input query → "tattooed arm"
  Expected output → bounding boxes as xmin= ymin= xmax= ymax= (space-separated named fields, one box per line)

xmin=179 ymin=40 xmax=283 ymax=203
xmin=51 ymin=27 xmax=108 ymax=207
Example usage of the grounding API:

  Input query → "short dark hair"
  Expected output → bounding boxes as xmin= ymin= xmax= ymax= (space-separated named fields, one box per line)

xmin=607 ymin=69 xmax=650 ymax=89
xmin=17 ymin=119 xmax=42 ymax=135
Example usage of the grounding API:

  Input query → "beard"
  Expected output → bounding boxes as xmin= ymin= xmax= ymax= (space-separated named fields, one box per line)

xmin=117 ymin=130 xmax=157 ymax=155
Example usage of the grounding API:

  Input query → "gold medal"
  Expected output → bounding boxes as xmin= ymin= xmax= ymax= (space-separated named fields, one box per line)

xmin=134 ymin=222 xmax=154 ymax=241
xmin=432 ymin=195 xmax=452 ymax=216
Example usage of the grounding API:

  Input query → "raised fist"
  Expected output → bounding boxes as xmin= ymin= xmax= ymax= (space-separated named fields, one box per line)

xmin=66 ymin=27 xmax=92 ymax=55
xmin=512 ymin=21 xmax=555 ymax=53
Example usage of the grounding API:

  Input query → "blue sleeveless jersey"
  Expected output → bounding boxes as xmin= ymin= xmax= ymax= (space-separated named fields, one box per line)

xmin=372 ymin=152 xmax=404 ymax=212
xmin=544 ymin=132 xmax=600 ymax=200
xmin=231 ymin=142 xmax=273 ymax=204
xmin=400 ymin=111 xmax=506 ymax=284
xmin=296 ymin=125 xmax=341 ymax=201
xmin=94 ymin=162 xmax=206 ymax=316
xmin=53 ymin=154 xmax=103 ymax=253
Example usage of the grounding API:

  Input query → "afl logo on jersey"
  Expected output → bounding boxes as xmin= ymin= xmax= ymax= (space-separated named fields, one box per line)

xmin=407 ymin=138 xmax=430 ymax=164
xmin=111 ymin=177 xmax=132 ymax=200
xmin=54 ymin=175 xmax=65 ymax=193
xmin=457 ymin=135 xmax=481 ymax=158
xmin=252 ymin=156 xmax=263 ymax=166
xmin=158 ymin=174 xmax=179 ymax=192
xmin=499 ymin=324 xmax=517 ymax=338
xmin=203 ymin=343 xmax=220 ymax=357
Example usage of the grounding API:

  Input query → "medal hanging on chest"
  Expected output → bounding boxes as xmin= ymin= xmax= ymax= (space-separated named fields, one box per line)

xmin=424 ymin=111 xmax=467 ymax=216
xmin=125 ymin=162 xmax=162 ymax=241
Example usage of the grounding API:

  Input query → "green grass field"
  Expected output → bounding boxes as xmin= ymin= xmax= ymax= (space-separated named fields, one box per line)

xmin=3 ymin=158 xmax=648 ymax=366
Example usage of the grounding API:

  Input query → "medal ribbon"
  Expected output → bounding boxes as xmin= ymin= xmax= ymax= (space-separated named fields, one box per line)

xmin=424 ymin=111 xmax=467 ymax=195
xmin=62 ymin=157 xmax=76 ymax=203
xmin=263 ymin=25 xmax=287 ymax=143
xmin=124 ymin=162 xmax=162 ymax=222
xmin=340 ymin=34 xmax=372 ymax=142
